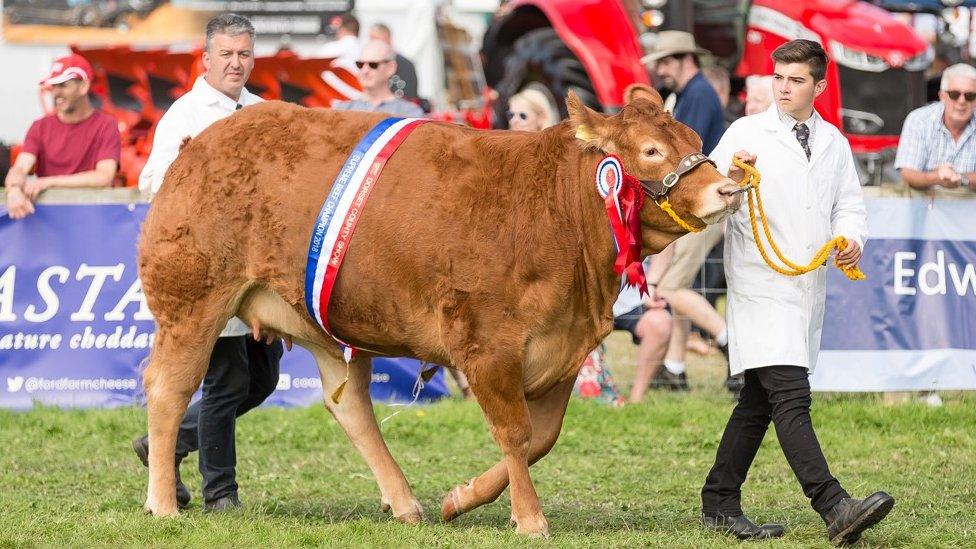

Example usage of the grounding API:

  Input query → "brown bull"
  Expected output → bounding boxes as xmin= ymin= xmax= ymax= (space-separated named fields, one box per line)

xmin=138 ymin=85 xmax=740 ymax=536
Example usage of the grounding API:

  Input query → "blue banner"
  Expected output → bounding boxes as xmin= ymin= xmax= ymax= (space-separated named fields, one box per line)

xmin=812 ymin=198 xmax=976 ymax=391
xmin=0 ymin=204 xmax=447 ymax=409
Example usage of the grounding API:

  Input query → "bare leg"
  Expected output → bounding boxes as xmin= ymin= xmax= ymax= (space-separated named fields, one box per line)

xmin=311 ymin=347 xmax=423 ymax=523
xmin=442 ymin=378 xmax=575 ymax=524
xmin=629 ymin=308 xmax=672 ymax=403
xmin=664 ymin=317 xmax=690 ymax=364
xmin=661 ymin=288 xmax=727 ymax=340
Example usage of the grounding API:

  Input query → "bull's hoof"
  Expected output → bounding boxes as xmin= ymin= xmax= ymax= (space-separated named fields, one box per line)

xmin=512 ymin=514 xmax=550 ymax=538
xmin=394 ymin=510 xmax=424 ymax=524
xmin=380 ymin=499 xmax=391 ymax=513
xmin=441 ymin=486 xmax=463 ymax=522
xmin=143 ymin=500 xmax=179 ymax=518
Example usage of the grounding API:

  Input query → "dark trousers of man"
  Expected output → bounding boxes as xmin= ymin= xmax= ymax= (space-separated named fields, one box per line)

xmin=174 ymin=336 xmax=283 ymax=502
xmin=702 ymin=365 xmax=849 ymax=518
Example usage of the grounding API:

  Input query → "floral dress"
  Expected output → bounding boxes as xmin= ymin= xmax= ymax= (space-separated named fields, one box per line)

xmin=573 ymin=343 xmax=625 ymax=407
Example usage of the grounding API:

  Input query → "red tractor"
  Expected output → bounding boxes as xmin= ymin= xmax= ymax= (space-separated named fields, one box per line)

xmin=482 ymin=0 xmax=930 ymax=182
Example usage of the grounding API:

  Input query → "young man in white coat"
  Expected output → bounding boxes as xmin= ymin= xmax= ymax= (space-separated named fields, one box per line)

xmin=699 ymin=40 xmax=894 ymax=545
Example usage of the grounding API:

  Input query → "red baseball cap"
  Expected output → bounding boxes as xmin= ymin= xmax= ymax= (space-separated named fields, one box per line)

xmin=40 ymin=54 xmax=93 ymax=86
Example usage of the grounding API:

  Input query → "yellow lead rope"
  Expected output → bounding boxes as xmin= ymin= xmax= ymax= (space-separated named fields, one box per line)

xmin=732 ymin=158 xmax=865 ymax=281
xmin=657 ymin=199 xmax=704 ymax=233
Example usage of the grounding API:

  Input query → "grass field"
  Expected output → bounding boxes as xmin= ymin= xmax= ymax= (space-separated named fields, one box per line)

xmin=1 ymin=333 xmax=974 ymax=548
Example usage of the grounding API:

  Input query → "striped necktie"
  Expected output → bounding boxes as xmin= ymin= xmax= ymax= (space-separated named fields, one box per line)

xmin=793 ymin=122 xmax=811 ymax=160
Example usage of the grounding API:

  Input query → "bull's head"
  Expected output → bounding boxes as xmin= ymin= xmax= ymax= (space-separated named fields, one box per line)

xmin=567 ymin=85 xmax=741 ymax=250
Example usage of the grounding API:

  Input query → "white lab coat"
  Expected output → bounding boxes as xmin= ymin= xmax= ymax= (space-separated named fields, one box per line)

xmin=710 ymin=105 xmax=868 ymax=375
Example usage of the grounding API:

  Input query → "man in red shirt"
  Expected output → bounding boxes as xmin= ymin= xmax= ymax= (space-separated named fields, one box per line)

xmin=4 ymin=54 xmax=120 ymax=219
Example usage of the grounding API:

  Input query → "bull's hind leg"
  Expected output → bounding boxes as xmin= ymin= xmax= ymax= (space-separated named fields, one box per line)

xmin=442 ymin=377 xmax=575 ymax=527
xmin=309 ymin=347 xmax=424 ymax=523
xmin=142 ymin=315 xmax=222 ymax=516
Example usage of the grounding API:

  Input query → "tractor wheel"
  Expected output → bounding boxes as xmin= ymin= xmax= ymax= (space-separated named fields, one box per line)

xmin=492 ymin=27 xmax=600 ymax=129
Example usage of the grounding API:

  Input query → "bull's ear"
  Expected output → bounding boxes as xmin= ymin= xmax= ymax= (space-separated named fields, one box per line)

xmin=567 ymin=91 xmax=610 ymax=150
xmin=624 ymin=83 xmax=664 ymax=108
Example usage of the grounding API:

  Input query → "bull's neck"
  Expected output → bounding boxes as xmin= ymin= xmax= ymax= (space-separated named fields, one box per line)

xmin=548 ymin=129 xmax=625 ymax=331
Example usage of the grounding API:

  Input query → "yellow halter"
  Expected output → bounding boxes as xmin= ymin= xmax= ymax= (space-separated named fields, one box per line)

xmin=732 ymin=158 xmax=866 ymax=281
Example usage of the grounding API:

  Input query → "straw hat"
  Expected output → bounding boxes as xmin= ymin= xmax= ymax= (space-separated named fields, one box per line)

xmin=640 ymin=31 xmax=710 ymax=65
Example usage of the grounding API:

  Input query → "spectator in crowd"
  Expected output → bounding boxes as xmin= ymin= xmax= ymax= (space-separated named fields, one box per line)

xmin=4 ymin=54 xmax=120 ymax=220
xmin=642 ymin=30 xmax=725 ymax=153
xmin=642 ymin=31 xmax=734 ymax=392
xmin=333 ymin=40 xmax=424 ymax=117
xmin=701 ymin=39 xmax=891 ymax=543
xmin=895 ymin=63 xmax=976 ymax=192
xmin=133 ymin=13 xmax=283 ymax=512
xmin=315 ymin=13 xmax=361 ymax=71
xmin=506 ymin=89 xmax=556 ymax=131
xmin=744 ymin=75 xmax=774 ymax=116
xmin=369 ymin=23 xmax=419 ymax=101
xmin=702 ymin=65 xmax=731 ymax=109
xmin=617 ymin=249 xmax=676 ymax=404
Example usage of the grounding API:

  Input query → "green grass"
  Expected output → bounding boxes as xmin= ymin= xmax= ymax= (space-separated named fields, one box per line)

xmin=1 ymin=333 xmax=974 ymax=547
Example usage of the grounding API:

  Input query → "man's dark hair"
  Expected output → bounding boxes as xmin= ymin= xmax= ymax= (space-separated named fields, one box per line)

xmin=205 ymin=13 xmax=255 ymax=52
xmin=771 ymin=39 xmax=828 ymax=81
xmin=340 ymin=13 xmax=360 ymax=36
xmin=663 ymin=53 xmax=700 ymax=68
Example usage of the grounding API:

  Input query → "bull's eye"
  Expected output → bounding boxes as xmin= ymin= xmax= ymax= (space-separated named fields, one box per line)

xmin=643 ymin=147 xmax=659 ymax=158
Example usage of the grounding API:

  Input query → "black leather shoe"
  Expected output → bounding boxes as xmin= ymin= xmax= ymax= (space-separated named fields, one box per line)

xmin=824 ymin=492 xmax=895 ymax=546
xmin=132 ymin=435 xmax=191 ymax=509
xmin=652 ymin=369 xmax=690 ymax=391
xmin=204 ymin=494 xmax=241 ymax=512
xmin=725 ymin=373 xmax=744 ymax=396
xmin=702 ymin=513 xmax=786 ymax=540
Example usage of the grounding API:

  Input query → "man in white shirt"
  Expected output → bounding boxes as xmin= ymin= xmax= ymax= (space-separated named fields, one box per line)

xmin=699 ymin=40 xmax=892 ymax=544
xmin=133 ymin=13 xmax=282 ymax=513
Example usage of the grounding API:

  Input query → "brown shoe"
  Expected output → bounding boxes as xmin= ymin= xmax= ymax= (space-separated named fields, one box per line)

xmin=824 ymin=492 xmax=895 ymax=546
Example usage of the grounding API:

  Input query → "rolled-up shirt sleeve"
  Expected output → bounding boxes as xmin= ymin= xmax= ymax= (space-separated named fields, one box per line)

xmin=138 ymin=109 xmax=187 ymax=195
xmin=893 ymin=109 xmax=926 ymax=171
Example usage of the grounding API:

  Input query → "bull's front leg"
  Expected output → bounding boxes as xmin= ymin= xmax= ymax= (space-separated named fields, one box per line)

xmin=461 ymin=353 xmax=549 ymax=537
xmin=442 ymin=377 xmax=574 ymax=529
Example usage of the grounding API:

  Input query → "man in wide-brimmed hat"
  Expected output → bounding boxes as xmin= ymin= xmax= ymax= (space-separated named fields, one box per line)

xmin=642 ymin=30 xmax=723 ymax=153
xmin=639 ymin=30 xmax=736 ymax=398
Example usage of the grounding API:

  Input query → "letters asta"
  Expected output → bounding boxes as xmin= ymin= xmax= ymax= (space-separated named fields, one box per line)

xmin=0 ymin=264 xmax=153 ymax=323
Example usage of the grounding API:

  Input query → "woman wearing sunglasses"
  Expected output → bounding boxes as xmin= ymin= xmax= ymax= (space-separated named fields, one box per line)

xmin=505 ymin=89 xmax=556 ymax=131
xmin=895 ymin=63 xmax=976 ymax=192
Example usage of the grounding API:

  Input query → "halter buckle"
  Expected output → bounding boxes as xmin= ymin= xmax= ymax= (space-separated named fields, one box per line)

xmin=662 ymin=172 xmax=679 ymax=189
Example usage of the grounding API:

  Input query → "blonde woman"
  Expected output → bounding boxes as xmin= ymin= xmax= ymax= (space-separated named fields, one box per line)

xmin=506 ymin=89 xmax=557 ymax=131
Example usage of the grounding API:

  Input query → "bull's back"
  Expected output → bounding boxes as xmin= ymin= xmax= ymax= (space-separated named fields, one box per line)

xmin=140 ymin=101 xmax=578 ymax=358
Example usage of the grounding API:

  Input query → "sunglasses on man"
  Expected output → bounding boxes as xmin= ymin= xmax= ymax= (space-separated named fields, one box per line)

xmin=506 ymin=110 xmax=529 ymax=121
xmin=355 ymin=59 xmax=391 ymax=70
xmin=945 ymin=90 xmax=976 ymax=102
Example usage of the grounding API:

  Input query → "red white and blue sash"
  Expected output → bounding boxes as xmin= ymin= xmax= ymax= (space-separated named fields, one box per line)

xmin=304 ymin=117 xmax=429 ymax=356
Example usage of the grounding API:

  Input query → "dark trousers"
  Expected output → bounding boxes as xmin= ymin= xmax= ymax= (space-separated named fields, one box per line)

xmin=175 ymin=336 xmax=283 ymax=502
xmin=701 ymin=365 xmax=848 ymax=518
